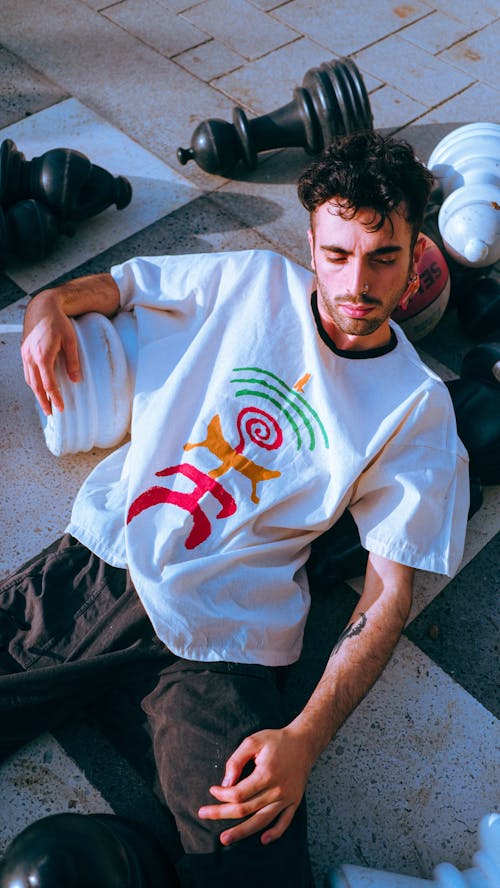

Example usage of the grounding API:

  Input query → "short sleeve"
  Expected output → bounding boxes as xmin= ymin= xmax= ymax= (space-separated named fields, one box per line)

xmin=349 ymin=393 xmax=470 ymax=578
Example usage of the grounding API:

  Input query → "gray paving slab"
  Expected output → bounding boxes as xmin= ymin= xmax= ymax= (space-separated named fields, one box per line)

xmin=212 ymin=148 xmax=314 ymax=266
xmin=274 ymin=0 xmax=431 ymax=56
xmin=369 ymin=84 xmax=427 ymax=132
xmin=0 ymin=47 xmax=69 ymax=130
xmin=102 ymin=0 xmax=209 ymax=57
xmin=440 ymin=19 xmax=500 ymax=90
xmin=400 ymin=10 xmax=475 ymax=54
xmin=249 ymin=0 xmax=287 ymax=10
xmin=175 ymin=38 xmax=245 ymax=81
xmin=213 ymin=38 xmax=348 ymax=115
xmin=429 ymin=0 xmax=500 ymax=28
xmin=354 ymin=35 xmax=475 ymax=109
xmin=415 ymin=81 xmax=500 ymax=126
xmin=183 ymin=0 xmax=300 ymax=60
xmin=0 ymin=0 xmax=236 ymax=189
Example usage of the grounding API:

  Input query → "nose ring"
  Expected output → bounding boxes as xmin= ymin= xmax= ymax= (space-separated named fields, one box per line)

xmin=362 ymin=283 xmax=369 ymax=292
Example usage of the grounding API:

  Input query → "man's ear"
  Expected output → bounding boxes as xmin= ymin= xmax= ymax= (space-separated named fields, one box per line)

xmin=307 ymin=228 xmax=315 ymax=271
xmin=412 ymin=234 xmax=426 ymax=272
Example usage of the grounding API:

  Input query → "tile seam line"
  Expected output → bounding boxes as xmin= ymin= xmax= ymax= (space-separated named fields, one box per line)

xmin=269 ymin=10 xmax=435 ymax=58
xmin=403 ymin=21 xmax=494 ymax=56
xmin=375 ymin=80 xmax=481 ymax=135
xmin=98 ymin=8 xmax=214 ymax=59
xmin=172 ymin=32 xmax=304 ymax=69
xmin=177 ymin=3 xmax=307 ymax=54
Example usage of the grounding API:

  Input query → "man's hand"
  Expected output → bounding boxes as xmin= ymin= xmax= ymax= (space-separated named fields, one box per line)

xmin=199 ymin=555 xmax=413 ymax=849
xmin=21 ymin=273 xmax=120 ymax=415
xmin=198 ymin=725 xmax=313 ymax=847
xmin=21 ymin=292 xmax=80 ymax=416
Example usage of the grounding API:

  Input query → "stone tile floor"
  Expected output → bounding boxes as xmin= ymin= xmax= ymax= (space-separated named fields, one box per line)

xmin=0 ymin=1 xmax=498 ymax=884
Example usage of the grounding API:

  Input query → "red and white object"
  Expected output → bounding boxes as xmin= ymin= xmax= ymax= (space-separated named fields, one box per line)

xmin=392 ymin=233 xmax=450 ymax=342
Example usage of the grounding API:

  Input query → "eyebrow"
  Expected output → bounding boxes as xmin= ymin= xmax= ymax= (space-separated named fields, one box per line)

xmin=321 ymin=244 xmax=404 ymax=256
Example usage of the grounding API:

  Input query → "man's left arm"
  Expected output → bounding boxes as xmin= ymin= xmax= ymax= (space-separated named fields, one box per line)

xmin=199 ymin=553 xmax=413 ymax=846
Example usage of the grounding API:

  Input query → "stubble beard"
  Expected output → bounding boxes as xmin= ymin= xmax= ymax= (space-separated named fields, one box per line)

xmin=316 ymin=275 xmax=410 ymax=338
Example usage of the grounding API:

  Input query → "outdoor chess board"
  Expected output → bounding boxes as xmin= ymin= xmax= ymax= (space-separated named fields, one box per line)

xmin=0 ymin=2 xmax=498 ymax=882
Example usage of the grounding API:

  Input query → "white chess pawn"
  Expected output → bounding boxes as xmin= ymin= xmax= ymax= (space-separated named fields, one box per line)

xmin=427 ymin=122 xmax=500 ymax=268
xmin=327 ymin=813 xmax=500 ymax=888
xmin=39 ymin=309 xmax=138 ymax=456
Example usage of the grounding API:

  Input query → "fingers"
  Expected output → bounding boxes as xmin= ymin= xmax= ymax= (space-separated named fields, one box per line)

xmin=198 ymin=728 xmax=309 ymax=846
xmin=199 ymin=782 xmax=274 ymax=821
xmin=61 ymin=330 xmax=81 ymax=383
xmin=26 ymin=362 xmax=60 ymax=416
xmin=22 ymin=346 xmax=64 ymax=416
xmin=261 ymin=805 xmax=296 ymax=845
xmin=21 ymin=320 xmax=80 ymax=415
xmin=220 ymin=735 xmax=257 ymax=787
xmin=205 ymin=801 xmax=297 ymax=847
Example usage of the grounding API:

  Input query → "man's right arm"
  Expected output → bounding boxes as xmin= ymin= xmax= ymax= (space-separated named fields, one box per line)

xmin=21 ymin=273 xmax=120 ymax=416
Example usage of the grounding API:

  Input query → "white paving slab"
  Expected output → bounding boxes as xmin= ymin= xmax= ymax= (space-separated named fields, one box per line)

xmin=307 ymin=636 xmax=499 ymax=883
xmin=0 ymin=733 xmax=113 ymax=855
xmin=0 ymin=99 xmax=199 ymax=293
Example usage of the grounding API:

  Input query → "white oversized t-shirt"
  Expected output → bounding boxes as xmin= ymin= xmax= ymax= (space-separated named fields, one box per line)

xmin=67 ymin=250 xmax=469 ymax=666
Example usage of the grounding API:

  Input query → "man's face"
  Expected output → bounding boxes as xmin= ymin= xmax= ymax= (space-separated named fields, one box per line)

xmin=308 ymin=200 xmax=424 ymax=351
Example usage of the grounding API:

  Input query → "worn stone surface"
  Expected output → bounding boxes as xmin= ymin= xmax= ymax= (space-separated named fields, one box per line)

xmin=0 ymin=1 xmax=498 ymax=884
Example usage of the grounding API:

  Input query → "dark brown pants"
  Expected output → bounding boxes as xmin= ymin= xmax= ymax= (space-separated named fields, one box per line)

xmin=0 ymin=535 xmax=312 ymax=887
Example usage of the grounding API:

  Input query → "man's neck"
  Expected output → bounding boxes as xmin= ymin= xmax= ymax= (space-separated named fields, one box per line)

xmin=319 ymin=311 xmax=393 ymax=352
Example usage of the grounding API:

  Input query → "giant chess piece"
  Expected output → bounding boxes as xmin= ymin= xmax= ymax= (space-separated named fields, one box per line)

xmin=177 ymin=57 xmax=373 ymax=177
xmin=36 ymin=310 xmax=138 ymax=456
xmin=427 ymin=122 xmax=500 ymax=268
xmin=446 ymin=342 xmax=500 ymax=486
xmin=0 ymin=199 xmax=71 ymax=270
xmin=0 ymin=813 xmax=178 ymax=888
xmin=457 ymin=272 xmax=500 ymax=339
xmin=0 ymin=138 xmax=132 ymax=223
xmin=328 ymin=813 xmax=500 ymax=888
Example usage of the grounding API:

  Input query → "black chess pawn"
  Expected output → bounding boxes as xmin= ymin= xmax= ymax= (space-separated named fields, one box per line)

xmin=0 ymin=199 xmax=73 ymax=269
xmin=177 ymin=57 xmax=373 ymax=177
xmin=0 ymin=138 xmax=132 ymax=222
xmin=457 ymin=274 xmax=500 ymax=339
xmin=0 ymin=813 xmax=178 ymax=888
xmin=446 ymin=348 xmax=500 ymax=486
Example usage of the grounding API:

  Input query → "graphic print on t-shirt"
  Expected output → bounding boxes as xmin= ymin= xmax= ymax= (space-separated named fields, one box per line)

xmin=231 ymin=366 xmax=329 ymax=452
xmin=127 ymin=366 xmax=329 ymax=549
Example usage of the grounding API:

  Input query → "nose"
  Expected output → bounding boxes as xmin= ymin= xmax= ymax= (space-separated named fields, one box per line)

xmin=345 ymin=260 xmax=368 ymax=296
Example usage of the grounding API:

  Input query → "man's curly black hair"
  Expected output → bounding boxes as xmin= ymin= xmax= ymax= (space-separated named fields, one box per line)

xmin=297 ymin=131 xmax=434 ymax=245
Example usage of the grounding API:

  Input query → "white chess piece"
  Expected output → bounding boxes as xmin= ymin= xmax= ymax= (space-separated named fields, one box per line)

xmin=427 ymin=122 xmax=500 ymax=268
xmin=39 ymin=309 xmax=138 ymax=456
xmin=327 ymin=813 xmax=500 ymax=888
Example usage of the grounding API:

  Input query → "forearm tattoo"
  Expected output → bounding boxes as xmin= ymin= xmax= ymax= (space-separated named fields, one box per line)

xmin=330 ymin=612 xmax=367 ymax=658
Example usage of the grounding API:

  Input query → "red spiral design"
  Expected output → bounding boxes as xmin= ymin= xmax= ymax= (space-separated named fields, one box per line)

xmin=236 ymin=407 xmax=283 ymax=453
